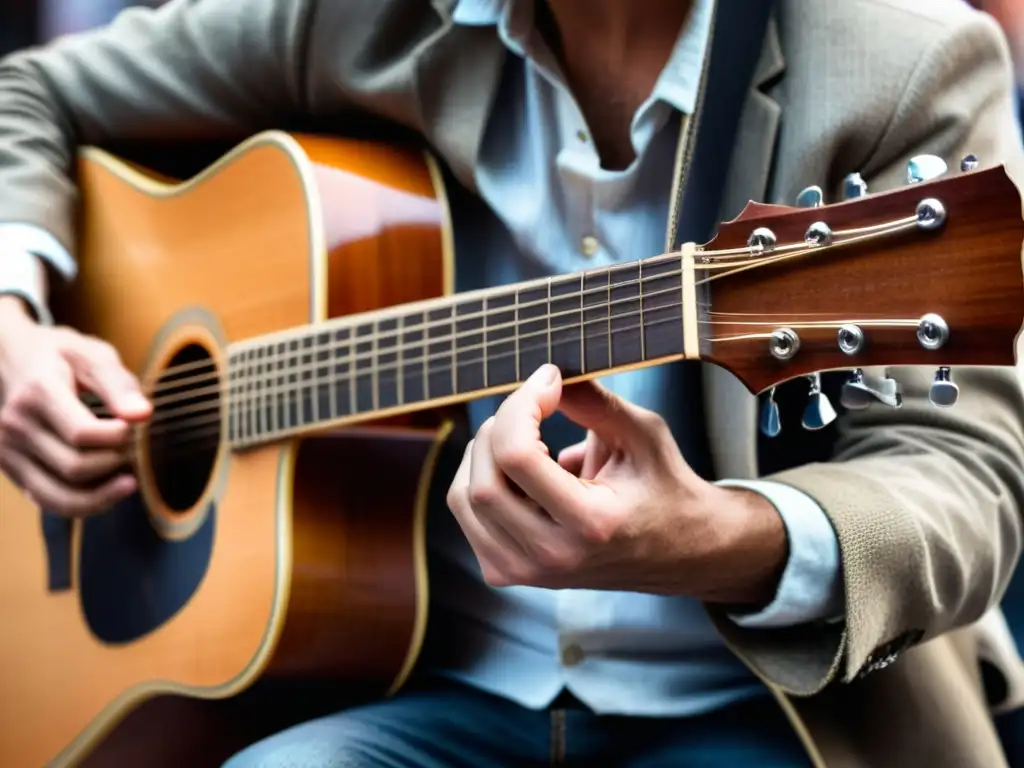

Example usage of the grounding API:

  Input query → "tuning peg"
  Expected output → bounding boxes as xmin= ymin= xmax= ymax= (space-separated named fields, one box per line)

xmin=760 ymin=388 xmax=782 ymax=438
xmin=840 ymin=369 xmax=903 ymax=410
xmin=907 ymin=155 xmax=948 ymax=184
xmin=929 ymin=366 xmax=959 ymax=408
xmin=801 ymin=373 xmax=837 ymax=430
xmin=796 ymin=185 xmax=824 ymax=208
xmin=843 ymin=173 xmax=868 ymax=200
xmin=961 ymin=154 xmax=979 ymax=172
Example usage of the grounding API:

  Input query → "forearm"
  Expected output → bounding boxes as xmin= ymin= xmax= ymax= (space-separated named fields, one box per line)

xmin=0 ymin=0 xmax=315 ymax=252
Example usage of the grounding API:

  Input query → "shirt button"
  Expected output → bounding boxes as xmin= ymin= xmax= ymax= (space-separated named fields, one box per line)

xmin=561 ymin=644 xmax=585 ymax=667
xmin=580 ymin=236 xmax=600 ymax=258
xmin=576 ymin=128 xmax=589 ymax=143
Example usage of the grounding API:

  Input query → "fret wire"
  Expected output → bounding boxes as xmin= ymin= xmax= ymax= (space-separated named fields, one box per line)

xmin=371 ymin=320 xmax=379 ymax=412
xmin=266 ymin=344 xmax=275 ymax=436
xmin=227 ymin=358 xmax=235 ymax=443
xmin=449 ymin=307 xmax=456 ymax=396
xmin=514 ymin=289 xmax=520 ymax=382
xmin=257 ymin=347 xmax=266 ymax=439
xmin=327 ymin=333 xmax=338 ymax=420
xmin=546 ymin=278 xmax=552 ymax=366
xmin=423 ymin=311 xmax=430 ymax=400
xmin=277 ymin=342 xmax=287 ymax=434
xmin=310 ymin=336 xmax=318 ymax=424
xmin=348 ymin=331 xmax=357 ymax=417
xmin=247 ymin=349 xmax=255 ymax=441
xmin=579 ymin=272 xmax=586 ymax=375
xmin=397 ymin=314 xmax=405 ymax=406
xmin=482 ymin=295 xmax=489 ymax=389
xmin=639 ymin=261 xmax=646 ymax=361
xmin=606 ymin=272 xmax=612 ymax=369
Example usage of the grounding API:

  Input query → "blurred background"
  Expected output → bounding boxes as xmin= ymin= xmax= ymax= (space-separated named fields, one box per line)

xmin=2 ymin=0 xmax=1021 ymax=115
xmin=0 ymin=0 xmax=166 ymax=55
xmin=1 ymin=0 xmax=1024 ymax=763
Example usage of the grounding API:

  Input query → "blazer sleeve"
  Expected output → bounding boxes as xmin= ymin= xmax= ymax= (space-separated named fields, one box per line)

xmin=710 ymin=11 xmax=1024 ymax=696
xmin=0 ymin=0 xmax=316 ymax=262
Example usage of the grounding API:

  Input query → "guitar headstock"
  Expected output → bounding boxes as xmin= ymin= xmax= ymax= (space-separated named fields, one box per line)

xmin=696 ymin=155 xmax=1024 ymax=433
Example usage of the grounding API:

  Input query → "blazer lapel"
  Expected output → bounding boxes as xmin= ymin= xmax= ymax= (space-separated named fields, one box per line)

xmin=414 ymin=2 xmax=508 ymax=190
xmin=702 ymin=14 xmax=785 ymax=480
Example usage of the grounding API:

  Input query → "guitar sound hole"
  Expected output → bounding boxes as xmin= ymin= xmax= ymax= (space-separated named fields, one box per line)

xmin=148 ymin=343 xmax=222 ymax=513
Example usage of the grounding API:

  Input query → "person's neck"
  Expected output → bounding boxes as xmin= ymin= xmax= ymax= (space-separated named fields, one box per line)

xmin=541 ymin=0 xmax=697 ymax=171
xmin=545 ymin=0 xmax=694 ymax=64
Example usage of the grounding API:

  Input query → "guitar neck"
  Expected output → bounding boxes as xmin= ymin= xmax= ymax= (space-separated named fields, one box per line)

xmin=225 ymin=249 xmax=703 ymax=448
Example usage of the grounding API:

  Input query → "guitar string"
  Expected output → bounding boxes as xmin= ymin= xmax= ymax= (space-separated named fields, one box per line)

xmin=109 ymin=213 xmax=919 ymax=399
xmin=101 ymin=302 xmax=921 ymax=432
xmin=125 ymin=314 xmax=920 ymax=454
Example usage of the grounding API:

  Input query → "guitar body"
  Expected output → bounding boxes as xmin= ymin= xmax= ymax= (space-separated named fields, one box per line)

xmin=0 ymin=133 xmax=455 ymax=767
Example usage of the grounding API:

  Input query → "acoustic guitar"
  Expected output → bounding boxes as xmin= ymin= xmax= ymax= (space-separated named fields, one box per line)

xmin=1 ymin=132 xmax=1022 ymax=768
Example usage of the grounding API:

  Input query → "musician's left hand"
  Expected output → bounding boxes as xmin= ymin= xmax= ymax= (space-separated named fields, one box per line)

xmin=446 ymin=364 xmax=788 ymax=606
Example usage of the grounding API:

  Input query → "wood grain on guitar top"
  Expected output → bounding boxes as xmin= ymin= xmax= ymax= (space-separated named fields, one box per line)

xmin=0 ymin=134 xmax=451 ymax=768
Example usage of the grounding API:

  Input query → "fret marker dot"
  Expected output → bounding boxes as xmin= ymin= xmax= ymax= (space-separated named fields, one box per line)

xmin=580 ymin=235 xmax=600 ymax=258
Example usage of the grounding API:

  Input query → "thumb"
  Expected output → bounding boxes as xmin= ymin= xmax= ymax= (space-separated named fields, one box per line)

xmin=557 ymin=378 xmax=649 ymax=447
xmin=65 ymin=337 xmax=151 ymax=421
xmin=519 ymin=363 xmax=564 ymax=423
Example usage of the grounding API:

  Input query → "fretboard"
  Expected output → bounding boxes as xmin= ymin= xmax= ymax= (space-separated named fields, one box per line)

xmin=227 ymin=253 xmax=696 ymax=447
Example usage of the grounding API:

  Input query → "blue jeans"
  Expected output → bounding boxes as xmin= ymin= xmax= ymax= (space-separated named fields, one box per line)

xmin=223 ymin=678 xmax=811 ymax=767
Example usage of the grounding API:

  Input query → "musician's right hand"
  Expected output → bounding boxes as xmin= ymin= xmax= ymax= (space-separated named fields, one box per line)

xmin=0 ymin=296 xmax=152 ymax=516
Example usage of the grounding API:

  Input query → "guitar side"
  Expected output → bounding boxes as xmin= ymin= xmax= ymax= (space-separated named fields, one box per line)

xmin=0 ymin=132 xmax=454 ymax=767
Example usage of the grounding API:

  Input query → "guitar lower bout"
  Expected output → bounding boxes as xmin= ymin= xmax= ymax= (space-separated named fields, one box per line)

xmin=0 ymin=129 xmax=457 ymax=767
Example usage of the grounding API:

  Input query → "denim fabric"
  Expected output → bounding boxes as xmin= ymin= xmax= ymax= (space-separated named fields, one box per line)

xmin=223 ymin=678 xmax=810 ymax=767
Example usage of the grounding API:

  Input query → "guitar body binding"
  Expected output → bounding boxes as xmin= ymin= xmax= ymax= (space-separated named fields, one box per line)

xmin=0 ymin=131 xmax=455 ymax=767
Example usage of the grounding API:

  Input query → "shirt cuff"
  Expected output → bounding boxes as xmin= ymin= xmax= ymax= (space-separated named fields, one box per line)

xmin=0 ymin=223 xmax=77 ymax=279
xmin=716 ymin=478 xmax=845 ymax=629
xmin=0 ymin=224 xmax=77 ymax=327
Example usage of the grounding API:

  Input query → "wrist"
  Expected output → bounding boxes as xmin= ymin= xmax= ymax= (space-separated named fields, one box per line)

xmin=0 ymin=296 xmax=38 ymax=369
xmin=698 ymin=486 xmax=788 ymax=607
xmin=0 ymin=294 xmax=36 ymax=330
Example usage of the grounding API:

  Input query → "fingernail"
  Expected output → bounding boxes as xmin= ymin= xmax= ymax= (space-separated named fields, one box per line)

xmin=124 ymin=393 xmax=150 ymax=411
xmin=530 ymin=364 xmax=558 ymax=386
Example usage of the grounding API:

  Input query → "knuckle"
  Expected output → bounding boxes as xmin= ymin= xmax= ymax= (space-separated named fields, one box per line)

xmin=445 ymin=484 xmax=463 ymax=512
xmin=467 ymin=482 xmax=500 ymax=509
xmin=60 ymin=456 xmax=91 ymax=485
xmin=637 ymin=409 xmax=669 ymax=436
xmin=89 ymin=339 xmax=121 ymax=364
xmin=480 ymin=562 xmax=510 ymax=588
xmin=493 ymin=443 xmax=533 ymax=475
xmin=579 ymin=508 xmax=626 ymax=544
xmin=65 ymin=425 xmax=92 ymax=450
xmin=534 ymin=542 xmax=583 ymax=572
xmin=0 ymin=405 xmax=23 ymax=434
xmin=503 ymin=561 xmax=535 ymax=586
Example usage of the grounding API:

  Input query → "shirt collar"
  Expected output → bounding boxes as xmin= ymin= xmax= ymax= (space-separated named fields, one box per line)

xmin=451 ymin=0 xmax=713 ymax=115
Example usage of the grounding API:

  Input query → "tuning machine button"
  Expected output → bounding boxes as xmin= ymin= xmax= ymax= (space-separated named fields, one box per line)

xmin=802 ymin=373 xmax=837 ymax=431
xmin=796 ymin=185 xmax=824 ymax=208
xmin=907 ymin=155 xmax=949 ymax=184
xmin=929 ymin=366 xmax=959 ymax=408
xmin=841 ymin=369 xmax=903 ymax=410
xmin=760 ymin=387 xmax=782 ymax=438
xmin=843 ymin=173 xmax=868 ymax=200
